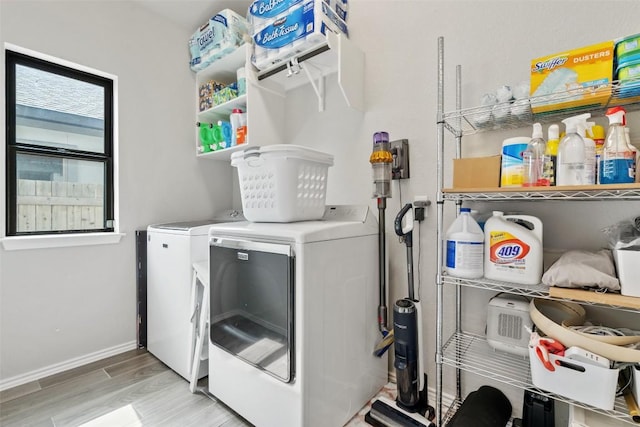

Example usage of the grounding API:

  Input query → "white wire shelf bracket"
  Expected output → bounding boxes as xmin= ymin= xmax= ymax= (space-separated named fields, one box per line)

xmin=442 ymin=79 xmax=640 ymax=136
xmin=442 ymin=331 xmax=637 ymax=424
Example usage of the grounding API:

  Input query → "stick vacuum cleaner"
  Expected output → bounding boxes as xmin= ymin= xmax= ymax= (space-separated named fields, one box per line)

xmin=367 ymin=203 xmax=436 ymax=427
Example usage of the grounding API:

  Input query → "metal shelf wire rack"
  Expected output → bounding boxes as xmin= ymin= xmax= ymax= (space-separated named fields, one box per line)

xmin=442 ymin=79 xmax=640 ymax=137
xmin=442 ymin=331 xmax=637 ymax=424
xmin=442 ymin=184 xmax=640 ymax=201
xmin=442 ymin=274 xmax=640 ymax=314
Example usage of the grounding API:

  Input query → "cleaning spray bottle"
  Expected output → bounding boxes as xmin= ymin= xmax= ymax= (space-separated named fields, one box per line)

xmin=576 ymin=118 xmax=596 ymax=185
xmin=587 ymin=124 xmax=606 ymax=184
xmin=601 ymin=107 xmax=635 ymax=184
xmin=544 ymin=124 xmax=560 ymax=186
xmin=557 ymin=113 xmax=590 ymax=186
xmin=523 ymin=123 xmax=550 ymax=186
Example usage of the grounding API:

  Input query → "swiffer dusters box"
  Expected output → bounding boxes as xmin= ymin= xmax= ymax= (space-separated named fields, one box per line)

xmin=530 ymin=41 xmax=614 ymax=115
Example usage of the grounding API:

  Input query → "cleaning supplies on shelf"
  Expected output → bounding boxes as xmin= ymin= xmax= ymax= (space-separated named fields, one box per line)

xmin=230 ymin=108 xmax=248 ymax=145
xmin=600 ymin=106 xmax=636 ymax=184
xmin=557 ymin=113 xmax=590 ymax=186
xmin=625 ymin=127 xmax=639 ymax=183
xmin=576 ymin=118 xmax=596 ymax=185
xmin=500 ymin=137 xmax=529 ymax=187
xmin=587 ymin=124 xmax=606 ymax=184
xmin=523 ymin=123 xmax=551 ymax=187
xmin=219 ymin=121 xmax=233 ymax=148
xmin=484 ymin=211 xmax=543 ymax=285
xmin=197 ymin=122 xmax=214 ymax=153
xmin=544 ymin=124 xmax=560 ymax=186
xmin=237 ymin=67 xmax=246 ymax=96
xmin=445 ymin=208 xmax=484 ymax=279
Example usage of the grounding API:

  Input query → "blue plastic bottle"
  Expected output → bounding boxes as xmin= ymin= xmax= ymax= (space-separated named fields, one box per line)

xmin=600 ymin=107 xmax=636 ymax=184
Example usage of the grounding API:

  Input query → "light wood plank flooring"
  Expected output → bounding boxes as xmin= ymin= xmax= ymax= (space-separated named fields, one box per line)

xmin=0 ymin=349 xmax=252 ymax=427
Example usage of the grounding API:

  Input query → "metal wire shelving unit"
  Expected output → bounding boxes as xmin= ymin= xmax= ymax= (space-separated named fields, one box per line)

xmin=441 ymin=331 xmax=635 ymax=423
xmin=442 ymin=79 xmax=640 ymax=138
xmin=435 ymin=36 xmax=640 ymax=426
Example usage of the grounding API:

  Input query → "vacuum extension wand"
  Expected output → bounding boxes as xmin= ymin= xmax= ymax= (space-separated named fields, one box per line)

xmin=370 ymin=131 xmax=394 ymax=338
xmin=378 ymin=197 xmax=389 ymax=334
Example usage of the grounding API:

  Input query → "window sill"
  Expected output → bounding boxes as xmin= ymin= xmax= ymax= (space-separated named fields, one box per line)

xmin=1 ymin=232 xmax=125 ymax=251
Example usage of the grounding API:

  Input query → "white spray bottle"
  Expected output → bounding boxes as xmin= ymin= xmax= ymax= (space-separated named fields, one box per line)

xmin=576 ymin=118 xmax=596 ymax=185
xmin=557 ymin=113 xmax=590 ymax=186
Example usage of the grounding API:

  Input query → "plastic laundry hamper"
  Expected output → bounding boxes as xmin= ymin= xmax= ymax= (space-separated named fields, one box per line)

xmin=231 ymin=145 xmax=334 ymax=222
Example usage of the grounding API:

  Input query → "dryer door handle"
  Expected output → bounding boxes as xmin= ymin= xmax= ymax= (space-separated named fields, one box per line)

xmin=209 ymin=237 xmax=292 ymax=256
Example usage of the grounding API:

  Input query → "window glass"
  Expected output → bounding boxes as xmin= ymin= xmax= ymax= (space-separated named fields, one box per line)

xmin=15 ymin=153 xmax=105 ymax=232
xmin=6 ymin=49 xmax=114 ymax=236
xmin=15 ymin=64 xmax=105 ymax=154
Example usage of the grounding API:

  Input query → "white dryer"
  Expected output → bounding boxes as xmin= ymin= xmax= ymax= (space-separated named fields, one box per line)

xmin=207 ymin=206 xmax=387 ymax=427
xmin=146 ymin=211 xmax=242 ymax=380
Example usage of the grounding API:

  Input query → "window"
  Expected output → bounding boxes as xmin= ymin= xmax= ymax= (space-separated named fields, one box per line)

xmin=5 ymin=50 xmax=114 ymax=236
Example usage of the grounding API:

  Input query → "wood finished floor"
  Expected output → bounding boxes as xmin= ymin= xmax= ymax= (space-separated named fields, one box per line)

xmin=0 ymin=349 xmax=252 ymax=427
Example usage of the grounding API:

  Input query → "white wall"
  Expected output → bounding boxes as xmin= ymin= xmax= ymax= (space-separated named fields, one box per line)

xmin=1 ymin=1 xmax=639 ymax=425
xmin=0 ymin=1 xmax=233 ymax=387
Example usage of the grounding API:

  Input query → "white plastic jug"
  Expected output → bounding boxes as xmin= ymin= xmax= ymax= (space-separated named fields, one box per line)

xmin=484 ymin=211 xmax=543 ymax=285
xmin=446 ymin=208 xmax=484 ymax=279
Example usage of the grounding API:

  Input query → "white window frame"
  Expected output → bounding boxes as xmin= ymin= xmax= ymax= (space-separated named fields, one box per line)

xmin=1 ymin=43 xmax=123 ymax=250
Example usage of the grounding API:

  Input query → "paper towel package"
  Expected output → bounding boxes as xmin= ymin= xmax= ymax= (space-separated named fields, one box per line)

xmin=189 ymin=9 xmax=249 ymax=72
xmin=530 ymin=41 xmax=614 ymax=115
xmin=250 ymin=0 xmax=348 ymax=71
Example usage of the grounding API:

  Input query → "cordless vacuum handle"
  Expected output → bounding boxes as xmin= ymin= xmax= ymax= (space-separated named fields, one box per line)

xmin=394 ymin=203 xmax=414 ymax=247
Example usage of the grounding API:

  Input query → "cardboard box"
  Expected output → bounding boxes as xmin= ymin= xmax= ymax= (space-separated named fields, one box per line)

xmin=453 ymin=155 xmax=501 ymax=188
xmin=530 ymin=41 xmax=614 ymax=115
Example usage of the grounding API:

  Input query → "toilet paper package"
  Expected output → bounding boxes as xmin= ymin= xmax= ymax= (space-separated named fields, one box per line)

xmin=530 ymin=41 xmax=614 ymax=115
xmin=189 ymin=9 xmax=249 ymax=72
xmin=248 ymin=0 xmax=348 ymax=34
xmin=248 ymin=0 xmax=306 ymax=34
xmin=322 ymin=0 xmax=348 ymax=21
xmin=251 ymin=0 xmax=348 ymax=71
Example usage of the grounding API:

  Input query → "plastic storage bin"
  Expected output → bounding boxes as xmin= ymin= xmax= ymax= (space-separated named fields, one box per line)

xmin=231 ymin=145 xmax=334 ymax=222
xmin=528 ymin=346 xmax=619 ymax=410
xmin=613 ymin=248 xmax=640 ymax=297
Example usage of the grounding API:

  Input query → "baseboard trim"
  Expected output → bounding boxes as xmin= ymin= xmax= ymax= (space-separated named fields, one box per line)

xmin=0 ymin=340 xmax=138 ymax=392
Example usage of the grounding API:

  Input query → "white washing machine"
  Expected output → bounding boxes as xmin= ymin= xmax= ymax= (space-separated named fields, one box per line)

xmin=146 ymin=211 xmax=242 ymax=380
xmin=207 ymin=206 xmax=387 ymax=427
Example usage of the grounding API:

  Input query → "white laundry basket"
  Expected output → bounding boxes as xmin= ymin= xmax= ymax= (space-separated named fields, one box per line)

xmin=231 ymin=145 xmax=334 ymax=222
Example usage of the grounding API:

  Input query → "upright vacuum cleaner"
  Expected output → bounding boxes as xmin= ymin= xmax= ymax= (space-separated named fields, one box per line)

xmin=367 ymin=203 xmax=436 ymax=427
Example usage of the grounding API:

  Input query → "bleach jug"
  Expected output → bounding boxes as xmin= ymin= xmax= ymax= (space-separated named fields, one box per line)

xmin=446 ymin=208 xmax=484 ymax=279
xmin=484 ymin=211 xmax=543 ymax=285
